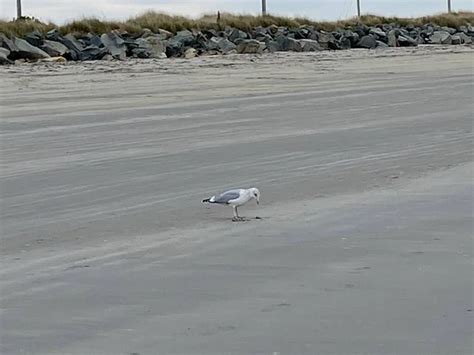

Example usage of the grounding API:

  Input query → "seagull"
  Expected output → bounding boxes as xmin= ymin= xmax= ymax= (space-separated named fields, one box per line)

xmin=202 ymin=187 xmax=261 ymax=221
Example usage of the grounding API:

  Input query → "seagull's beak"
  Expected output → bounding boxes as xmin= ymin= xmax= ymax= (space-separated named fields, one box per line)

xmin=256 ymin=199 xmax=260 ymax=205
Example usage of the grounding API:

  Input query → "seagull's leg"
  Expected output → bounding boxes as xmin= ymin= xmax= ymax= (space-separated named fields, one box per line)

xmin=232 ymin=206 xmax=238 ymax=221
xmin=232 ymin=206 xmax=244 ymax=222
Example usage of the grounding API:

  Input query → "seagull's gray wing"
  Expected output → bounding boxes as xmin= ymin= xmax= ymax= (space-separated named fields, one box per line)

xmin=213 ymin=189 xmax=241 ymax=204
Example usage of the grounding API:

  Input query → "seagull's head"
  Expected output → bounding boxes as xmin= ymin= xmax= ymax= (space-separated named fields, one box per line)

xmin=249 ymin=187 xmax=260 ymax=205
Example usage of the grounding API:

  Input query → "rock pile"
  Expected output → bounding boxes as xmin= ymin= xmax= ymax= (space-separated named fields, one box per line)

xmin=1 ymin=22 xmax=473 ymax=63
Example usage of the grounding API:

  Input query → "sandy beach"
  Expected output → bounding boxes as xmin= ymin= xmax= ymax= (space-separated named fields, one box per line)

xmin=1 ymin=46 xmax=473 ymax=354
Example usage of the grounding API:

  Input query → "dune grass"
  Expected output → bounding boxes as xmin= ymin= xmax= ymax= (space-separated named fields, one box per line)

xmin=0 ymin=11 xmax=472 ymax=38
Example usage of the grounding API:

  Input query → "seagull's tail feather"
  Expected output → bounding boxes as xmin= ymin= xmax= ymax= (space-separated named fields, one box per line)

xmin=202 ymin=198 xmax=211 ymax=203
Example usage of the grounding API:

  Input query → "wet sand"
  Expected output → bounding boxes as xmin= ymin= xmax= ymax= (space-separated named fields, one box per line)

xmin=1 ymin=46 xmax=473 ymax=354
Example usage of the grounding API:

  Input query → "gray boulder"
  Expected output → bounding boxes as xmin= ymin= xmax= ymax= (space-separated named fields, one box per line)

xmin=236 ymin=39 xmax=265 ymax=54
xmin=456 ymin=32 xmax=472 ymax=44
xmin=228 ymin=28 xmax=248 ymax=43
xmin=369 ymin=27 xmax=387 ymax=40
xmin=416 ymin=36 xmax=426 ymax=44
xmin=46 ymin=28 xmax=60 ymax=41
xmin=25 ymin=30 xmax=43 ymax=47
xmin=12 ymin=37 xmax=50 ymax=60
xmin=298 ymin=39 xmax=322 ymax=52
xmin=170 ymin=30 xmax=195 ymax=47
xmin=131 ymin=46 xmax=151 ymax=58
xmin=440 ymin=26 xmax=456 ymax=35
xmin=207 ymin=37 xmax=236 ymax=54
xmin=134 ymin=36 xmax=167 ymax=58
xmin=166 ymin=30 xmax=195 ymax=57
xmin=387 ymin=29 xmax=399 ymax=47
xmin=100 ymin=32 xmax=126 ymax=60
xmin=357 ymin=35 xmax=377 ymax=49
xmin=451 ymin=35 xmax=462 ymax=45
xmin=0 ymin=47 xmax=13 ymax=64
xmin=398 ymin=35 xmax=418 ymax=47
xmin=0 ymin=33 xmax=18 ymax=52
xmin=338 ymin=36 xmax=352 ymax=50
xmin=376 ymin=40 xmax=389 ymax=48
xmin=341 ymin=30 xmax=359 ymax=47
xmin=274 ymin=35 xmax=291 ymax=51
xmin=157 ymin=28 xmax=173 ymax=39
xmin=429 ymin=31 xmax=452 ymax=44
xmin=88 ymin=35 xmax=103 ymax=48
xmin=287 ymin=37 xmax=302 ymax=52
xmin=80 ymin=46 xmax=108 ymax=61
xmin=41 ymin=40 xmax=68 ymax=57
xmin=293 ymin=27 xmax=310 ymax=39
xmin=317 ymin=32 xmax=337 ymax=49
xmin=59 ymin=34 xmax=84 ymax=60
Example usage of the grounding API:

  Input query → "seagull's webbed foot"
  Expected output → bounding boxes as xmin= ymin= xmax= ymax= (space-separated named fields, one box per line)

xmin=232 ymin=216 xmax=246 ymax=222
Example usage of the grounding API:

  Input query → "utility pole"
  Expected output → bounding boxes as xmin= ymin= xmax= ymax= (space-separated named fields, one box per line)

xmin=447 ymin=0 xmax=452 ymax=13
xmin=262 ymin=0 xmax=267 ymax=16
xmin=16 ymin=0 xmax=22 ymax=19
xmin=357 ymin=0 xmax=361 ymax=18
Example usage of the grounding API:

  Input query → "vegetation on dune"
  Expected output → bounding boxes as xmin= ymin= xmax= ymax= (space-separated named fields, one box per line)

xmin=0 ymin=11 xmax=472 ymax=38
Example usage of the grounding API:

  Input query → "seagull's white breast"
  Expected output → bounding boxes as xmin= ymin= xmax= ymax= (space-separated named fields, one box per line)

xmin=228 ymin=189 xmax=252 ymax=206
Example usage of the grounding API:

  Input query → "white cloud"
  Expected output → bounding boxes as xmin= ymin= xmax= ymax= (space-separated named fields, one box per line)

xmin=0 ymin=0 xmax=472 ymax=24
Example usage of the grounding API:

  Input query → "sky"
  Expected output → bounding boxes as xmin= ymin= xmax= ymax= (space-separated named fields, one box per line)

xmin=1 ymin=1 xmax=472 ymax=24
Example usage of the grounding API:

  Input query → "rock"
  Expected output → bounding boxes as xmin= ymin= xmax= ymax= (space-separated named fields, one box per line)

xmin=166 ymin=30 xmax=195 ymax=57
xmin=39 ymin=56 xmax=67 ymax=63
xmin=100 ymin=32 xmax=126 ymax=60
xmin=131 ymin=47 xmax=151 ymax=58
xmin=171 ymin=30 xmax=195 ymax=47
xmin=338 ymin=36 xmax=352 ymax=50
xmin=46 ymin=28 xmax=60 ymax=41
xmin=206 ymin=37 xmax=236 ymax=54
xmin=131 ymin=36 xmax=168 ymax=59
xmin=287 ymin=37 xmax=302 ymax=52
xmin=440 ymin=26 xmax=456 ymax=35
xmin=236 ymin=39 xmax=265 ymax=54
xmin=88 ymin=35 xmax=103 ymax=48
xmin=184 ymin=47 xmax=197 ymax=59
xmin=357 ymin=35 xmax=377 ymax=49
xmin=274 ymin=35 xmax=290 ymax=51
xmin=456 ymin=32 xmax=472 ymax=44
xmin=157 ymin=28 xmax=173 ymax=39
xmin=59 ymin=34 xmax=84 ymax=60
xmin=267 ymin=24 xmax=279 ymax=35
xmin=317 ymin=32 xmax=337 ymax=50
xmin=398 ymin=35 xmax=418 ymax=47
xmin=416 ymin=36 xmax=426 ymax=45
xmin=342 ymin=30 xmax=359 ymax=47
xmin=252 ymin=26 xmax=268 ymax=39
xmin=451 ymin=35 xmax=462 ymax=45
xmin=354 ymin=25 xmax=369 ymax=38
xmin=228 ymin=28 xmax=248 ymax=43
xmin=265 ymin=40 xmax=279 ymax=53
xmin=12 ymin=37 xmax=50 ymax=60
xmin=293 ymin=27 xmax=310 ymax=39
xmin=369 ymin=27 xmax=387 ymax=40
xmin=429 ymin=31 xmax=452 ymax=44
xmin=376 ymin=40 xmax=389 ymax=48
xmin=387 ymin=29 xmax=399 ymax=47
xmin=0 ymin=33 xmax=18 ymax=52
xmin=41 ymin=40 xmax=68 ymax=57
xmin=80 ymin=46 xmax=107 ymax=61
xmin=0 ymin=47 xmax=13 ymax=64
xmin=298 ymin=39 xmax=322 ymax=52
xmin=25 ymin=30 xmax=43 ymax=47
